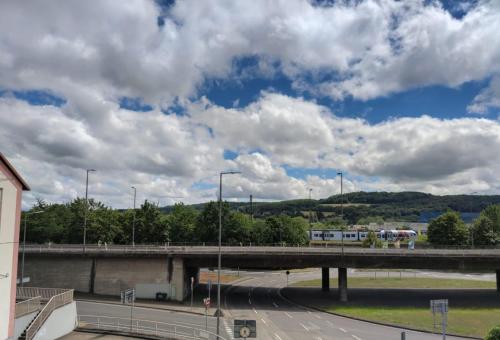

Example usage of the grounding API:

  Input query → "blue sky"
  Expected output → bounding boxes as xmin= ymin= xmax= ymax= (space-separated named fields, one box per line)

xmin=1 ymin=0 xmax=499 ymax=208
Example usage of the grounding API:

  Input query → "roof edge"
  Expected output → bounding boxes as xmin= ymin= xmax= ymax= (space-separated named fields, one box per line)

xmin=0 ymin=153 xmax=30 ymax=191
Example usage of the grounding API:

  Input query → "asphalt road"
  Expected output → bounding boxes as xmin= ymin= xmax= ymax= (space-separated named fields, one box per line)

xmin=220 ymin=271 xmax=470 ymax=340
xmin=75 ymin=269 xmax=482 ymax=340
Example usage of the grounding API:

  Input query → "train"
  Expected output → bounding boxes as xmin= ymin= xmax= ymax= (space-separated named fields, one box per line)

xmin=309 ymin=229 xmax=417 ymax=242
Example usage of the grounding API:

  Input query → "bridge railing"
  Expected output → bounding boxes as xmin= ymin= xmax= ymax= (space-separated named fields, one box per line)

xmin=17 ymin=287 xmax=69 ymax=302
xmin=77 ymin=315 xmax=227 ymax=340
xmin=15 ymin=296 xmax=41 ymax=318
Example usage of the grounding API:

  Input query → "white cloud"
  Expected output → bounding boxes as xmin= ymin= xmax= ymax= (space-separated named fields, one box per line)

xmin=2 ymin=0 xmax=500 ymax=103
xmin=468 ymin=75 xmax=500 ymax=114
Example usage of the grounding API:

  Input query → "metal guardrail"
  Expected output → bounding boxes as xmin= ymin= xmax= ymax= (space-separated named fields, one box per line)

xmin=17 ymin=287 xmax=68 ymax=302
xmin=24 ymin=289 xmax=74 ymax=340
xmin=78 ymin=315 xmax=227 ymax=340
xmin=15 ymin=296 xmax=41 ymax=318
xmin=20 ymin=243 xmax=500 ymax=257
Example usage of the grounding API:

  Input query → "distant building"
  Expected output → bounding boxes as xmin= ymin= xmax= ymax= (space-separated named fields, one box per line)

xmin=0 ymin=153 xmax=29 ymax=340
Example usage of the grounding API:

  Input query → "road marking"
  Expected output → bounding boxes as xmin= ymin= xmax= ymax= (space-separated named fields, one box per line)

xmin=253 ymin=308 xmax=258 ymax=314
xmin=223 ymin=319 xmax=234 ymax=339
xmin=315 ymin=337 xmax=323 ymax=340
xmin=351 ymin=335 xmax=362 ymax=340
xmin=300 ymin=323 xmax=310 ymax=331
xmin=261 ymin=318 xmax=267 ymax=325
xmin=339 ymin=328 xmax=347 ymax=333
xmin=326 ymin=320 xmax=334 ymax=327
xmin=272 ymin=302 xmax=279 ymax=308
xmin=314 ymin=314 xmax=322 ymax=319
xmin=248 ymin=298 xmax=252 ymax=304
xmin=274 ymin=334 xmax=282 ymax=340
xmin=284 ymin=312 xmax=293 ymax=319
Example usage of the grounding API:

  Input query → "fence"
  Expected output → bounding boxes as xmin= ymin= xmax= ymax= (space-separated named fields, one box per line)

xmin=15 ymin=296 xmax=41 ymax=318
xmin=17 ymin=287 xmax=68 ymax=302
xmin=24 ymin=289 xmax=74 ymax=340
xmin=78 ymin=315 xmax=227 ymax=340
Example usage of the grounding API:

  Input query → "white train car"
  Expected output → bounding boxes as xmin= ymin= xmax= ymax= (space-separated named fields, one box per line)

xmin=309 ymin=229 xmax=416 ymax=242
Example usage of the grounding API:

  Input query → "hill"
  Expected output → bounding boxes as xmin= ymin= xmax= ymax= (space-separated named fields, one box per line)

xmin=161 ymin=191 xmax=500 ymax=224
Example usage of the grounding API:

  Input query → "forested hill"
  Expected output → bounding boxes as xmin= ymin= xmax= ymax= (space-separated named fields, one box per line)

xmin=162 ymin=191 xmax=500 ymax=224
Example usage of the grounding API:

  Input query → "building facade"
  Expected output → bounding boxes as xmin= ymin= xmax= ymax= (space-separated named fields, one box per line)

xmin=0 ymin=153 xmax=29 ymax=340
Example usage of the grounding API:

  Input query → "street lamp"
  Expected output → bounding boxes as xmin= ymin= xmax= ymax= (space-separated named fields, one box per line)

xmin=131 ymin=186 xmax=137 ymax=247
xmin=337 ymin=172 xmax=344 ymax=256
xmin=21 ymin=210 xmax=44 ymax=286
xmin=308 ymin=188 xmax=313 ymax=239
xmin=216 ymin=170 xmax=241 ymax=337
xmin=83 ymin=169 xmax=96 ymax=249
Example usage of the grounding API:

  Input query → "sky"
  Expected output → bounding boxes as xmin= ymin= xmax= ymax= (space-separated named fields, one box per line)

xmin=1 ymin=0 xmax=500 ymax=209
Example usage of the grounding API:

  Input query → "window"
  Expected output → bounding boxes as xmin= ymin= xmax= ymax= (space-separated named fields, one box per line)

xmin=346 ymin=234 xmax=351 ymax=238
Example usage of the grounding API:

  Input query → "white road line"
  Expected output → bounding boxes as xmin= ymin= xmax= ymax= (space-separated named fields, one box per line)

xmin=351 ymin=335 xmax=362 ymax=340
xmin=274 ymin=333 xmax=283 ymax=340
xmin=272 ymin=301 xmax=279 ymax=308
xmin=253 ymin=308 xmax=258 ymax=314
xmin=315 ymin=337 xmax=323 ymax=340
xmin=339 ymin=328 xmax=347 ymax=333
xmin=248 ymin=298 xmax=252 ymax=304
xmin=314 ymin=314 xmax=322 ymax=319
xmin=300 ymin=323 xmax=310 ymax=331
xmin=261 ymin=318 xmax=267 ymax=325
xmin=326 ymin=320 xmax=334 ymax=327
xmin=284 ymin=312 xmax=293 ymax=319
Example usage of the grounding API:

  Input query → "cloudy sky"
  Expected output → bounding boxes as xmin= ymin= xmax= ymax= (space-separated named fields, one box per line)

xmin=1 ymin=0 xmax=500 ymax=209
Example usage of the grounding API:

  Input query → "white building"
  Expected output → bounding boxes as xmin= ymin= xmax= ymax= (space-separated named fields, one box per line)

xmin=0 ymin=153 xmax=29 ymax=340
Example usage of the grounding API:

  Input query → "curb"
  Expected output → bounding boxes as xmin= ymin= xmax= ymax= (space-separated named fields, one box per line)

xmin=75 ymin=327 xmax=165 ymax=339
xmin=278 ymin=288 xmax=482 ymax=340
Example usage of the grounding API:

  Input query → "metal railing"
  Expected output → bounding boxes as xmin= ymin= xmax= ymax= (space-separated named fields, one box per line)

xmin=77 ymin=315 xmax=227 ymax=340
xmin=15 ymin=296 xmax=41 ymax=318
xmin=17 ymin=287 xmax=68 ymax=302
xmin=24 ymin=289 xmax=74 ymax=340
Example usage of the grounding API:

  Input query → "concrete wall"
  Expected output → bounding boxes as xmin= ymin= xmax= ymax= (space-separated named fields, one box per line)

xmin=14 ymin=311 xmax=38 ymax=340
xmin=0 ymin=163 xmax=23 ymax=340
xmin=33 ymin=302 xmax=77 ymax=340
xmin=20 ymin=257 xmax=93 ymax=292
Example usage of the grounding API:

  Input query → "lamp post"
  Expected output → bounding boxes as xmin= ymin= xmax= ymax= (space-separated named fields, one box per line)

xmin=131 ymin=186 xmax=137 ymax=247
xmin=308 ymin=188 xmax=313 ymax=238
xmin=21 ymin=210 xmax=44 ymax=286
xmin=83 ymin=169 xmax=96 ymax=249
xmin=216 ymin=171 xmax=241 ymax=337
xmin=337 ymin=172 xmax=344 ymax=256
xmin=469 ymin=191 xmax=478 ymax=248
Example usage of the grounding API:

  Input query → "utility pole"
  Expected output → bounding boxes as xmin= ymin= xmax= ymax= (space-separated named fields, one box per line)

xmin=21 ymin=210 xmax=44 ymax=286
xmin=83 ymin=169 xmax=96 ymax=250
xmin=250 ymin=194 xmax=253 ymax=222
xmin=131 ymin=186 xmax=137 ymax=247
xmin=337 ymin=172 xmax=344 ymax=256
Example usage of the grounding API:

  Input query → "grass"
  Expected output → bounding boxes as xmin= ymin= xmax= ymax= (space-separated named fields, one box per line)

xmin=326 ymin=306 xmax=500 ymax=338
xmin=292 ymin=277 xmax=496 ymax=289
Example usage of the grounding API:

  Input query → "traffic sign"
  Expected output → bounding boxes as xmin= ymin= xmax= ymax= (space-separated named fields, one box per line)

xmin=121 ymin=288 xmax=136 ymax=305
xmin=203 ymin=297 xmax=211 ymax=308
xmin=234 ymin=320 xmax=256 ymax=338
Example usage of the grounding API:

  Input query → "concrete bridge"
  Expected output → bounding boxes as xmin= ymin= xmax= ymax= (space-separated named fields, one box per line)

xmin=19 ymin=244 xmax=500 ymax=302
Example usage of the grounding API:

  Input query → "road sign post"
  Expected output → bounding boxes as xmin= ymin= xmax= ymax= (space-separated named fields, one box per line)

xmin=286 ymin=270 xmax=290 ymax=287
xmin=203 ymin=297 xmax=211 ymax=331
xmin=191 ymin=276 xmax=194 ymax=310
xmin=121 ymin=288 xmax=136 ymax=332
xmin=430 ymin=299 xmax=448 ymax=340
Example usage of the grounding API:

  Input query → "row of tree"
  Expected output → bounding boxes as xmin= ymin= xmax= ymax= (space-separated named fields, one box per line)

xmin=21 ymin=198 xmax=310 ymax=246
xmin=427 ymin=205 xmax=500 ymax=246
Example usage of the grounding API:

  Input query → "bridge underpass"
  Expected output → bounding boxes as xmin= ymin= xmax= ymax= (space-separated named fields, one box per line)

xmin=19 ymin=245 xmax=500 ymax=302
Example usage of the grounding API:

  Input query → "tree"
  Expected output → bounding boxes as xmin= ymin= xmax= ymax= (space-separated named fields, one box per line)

xmin=362 ymin=231 xmax=382 ymax=248
xmin=427 ymin=211 xmax=468 ymax=246
xmin=195 ymin=201 xmax=231 ymax=244
xmin=485 ymin=325 xmax=500 ymax=340
xmin=480 ymin=204 xmax=500 ymax=233
xmin=472 ymin=216 xmax=498 ymax=246
xmin=134 ymin=200 xmax=169 ymax=244
xmin=167 ymin=203 xmax=198 ymax=243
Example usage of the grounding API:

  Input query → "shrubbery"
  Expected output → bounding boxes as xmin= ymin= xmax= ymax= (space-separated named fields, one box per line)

xmin=485 ymin=325 xmax=500 ymax=340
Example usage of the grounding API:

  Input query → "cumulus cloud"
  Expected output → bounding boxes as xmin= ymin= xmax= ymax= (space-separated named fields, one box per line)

xmin=1 ymin=0 xmax=500 ymax=103
xmin=468 ymin=76 xmax=500 ymax=114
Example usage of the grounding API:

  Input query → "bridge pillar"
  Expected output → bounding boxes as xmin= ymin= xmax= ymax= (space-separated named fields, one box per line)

xmin=496 ymin=269 xmax=500 ymax=293
xmin=321 ymin=267 xmax=330 ymax=292
xmin=338 ymin=267 xmax=348 ymax=302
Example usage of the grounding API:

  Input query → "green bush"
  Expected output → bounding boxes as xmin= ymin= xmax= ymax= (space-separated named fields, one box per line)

xmin=362 ymin=231 xmax=382 ymax=248
xmin=486 ymin=325 xmax=500 ymax=340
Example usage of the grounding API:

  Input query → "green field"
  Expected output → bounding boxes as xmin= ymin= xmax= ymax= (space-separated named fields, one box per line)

xmin=292 ymin=277 xmax=496 ymax=289
xmin=326 ymin=306 xmax=500 ymax=338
